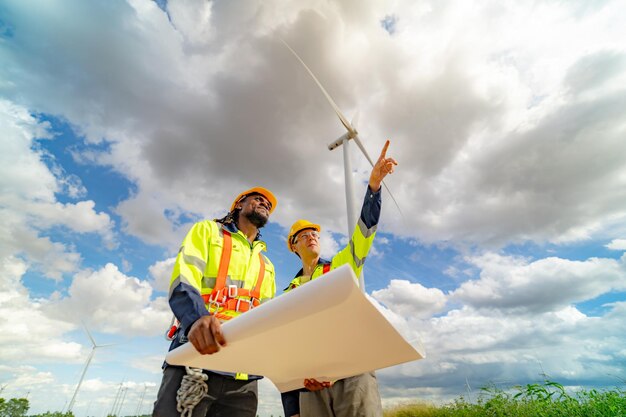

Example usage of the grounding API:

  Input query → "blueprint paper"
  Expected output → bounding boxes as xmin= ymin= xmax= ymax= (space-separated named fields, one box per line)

xmin=165 ymin=264 xmax=424 ymax=392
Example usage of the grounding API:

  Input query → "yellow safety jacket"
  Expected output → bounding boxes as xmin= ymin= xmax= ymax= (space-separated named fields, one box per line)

xmin=285 ymin=187 xmax=380 ymax=291
xmin=166 ymin=220 xmax=275 ymax=380
xmin=169 ymin=220 xmax=276 ymax=322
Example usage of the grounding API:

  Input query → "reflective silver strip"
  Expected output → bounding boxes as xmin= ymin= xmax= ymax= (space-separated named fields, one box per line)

xmin=182 ymin=251 xmax=207 ymax=273
xmin=169 ymin=277 xmax=181 ymax=297
xmin=202 ymin=276 xmax=245 ymax=289
xmin=357 ymin=218 xmax=377 ymax=238
xmin=168 ymin=275 xmax=201 ymax=298
xmin=349 ymin=239 xmax=366 ymax=268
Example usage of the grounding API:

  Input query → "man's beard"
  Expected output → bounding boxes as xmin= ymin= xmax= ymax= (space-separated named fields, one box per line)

xmin=244 ymin=209 xmax=268 ymax=228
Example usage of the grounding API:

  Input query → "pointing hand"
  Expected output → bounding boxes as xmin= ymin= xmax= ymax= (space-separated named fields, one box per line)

xmin=369 ymin=140 xmax=398 ymax=192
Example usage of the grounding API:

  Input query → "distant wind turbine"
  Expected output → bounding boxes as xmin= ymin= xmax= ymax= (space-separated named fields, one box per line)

xmin=115 ymin=386 xmax=128 ymax=416
xmin=110 ymin=381 xmax=125 ymax=417
xmin=67 ymin=326 xmax=115 ymax=413
xmin=135 ymin=383 xmax=149 ymax=417
xmin=281 ymin=39 xmax=402 ymax=292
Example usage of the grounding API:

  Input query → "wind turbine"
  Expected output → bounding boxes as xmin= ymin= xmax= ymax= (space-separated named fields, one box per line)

xmin=281 ymin=40 xmax=402 ymax=292
xmin=135 ymin=383 xmax=149 ymax=417
xmin=67 ymin=326 xmax=115 ymax=413
xmin=115 ymin=386 xmax=128 ymax=417
xmin=110 ymin=381 xmax=125 ymax=417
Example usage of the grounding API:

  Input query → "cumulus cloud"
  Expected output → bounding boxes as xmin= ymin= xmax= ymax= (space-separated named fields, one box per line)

xmin=374 ymin=259 xmax=626 ymax=403
xmin=0 ymin=256 xmax=82 ymax=362
xmin=45 ymin=263 xmax=171 ymax=336
xmin=318 ymin=230 xmax=341 ymax=260
xmin=148 ymin=256 xmax=177 ymax=293
xmin=452 ymin=252 xmax=626 ymax=313
xmin=0 ymin=365 xmax=56 ymax=391
xmin=0 ymin=99 xmax=116 ymax=278
xmin=1 ymin=0 xmax=625 ymax=249
xmin=606 ymin=238 xmax=626 ymax=250
xmin=372 ymin=280 xmax=448 ymax=318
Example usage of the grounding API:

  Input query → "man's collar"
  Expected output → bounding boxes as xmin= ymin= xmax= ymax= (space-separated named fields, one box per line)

xmin=223 ymin=221 xmax=261 ymax=241
xmin=293 ymin=257 xmax=331 ymax=278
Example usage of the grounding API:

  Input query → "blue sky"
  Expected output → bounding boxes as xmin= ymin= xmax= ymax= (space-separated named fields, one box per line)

xmin=1 ymin=0 xmax=626 ymax=416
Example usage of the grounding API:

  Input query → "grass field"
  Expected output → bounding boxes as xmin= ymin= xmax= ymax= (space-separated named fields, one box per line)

xmin=384 ymin=380 xmax=626 ymax=417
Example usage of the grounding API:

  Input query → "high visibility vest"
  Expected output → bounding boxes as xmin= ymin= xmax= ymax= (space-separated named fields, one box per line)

xmin=169 ymin=220 xmax=275 ymax=321
xmin=285 ymin=216 xmax=376 ymax=292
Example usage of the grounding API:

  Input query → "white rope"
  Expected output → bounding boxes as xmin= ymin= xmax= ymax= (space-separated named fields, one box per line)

xmin=176 ymin=367 xmax=208 ymax=417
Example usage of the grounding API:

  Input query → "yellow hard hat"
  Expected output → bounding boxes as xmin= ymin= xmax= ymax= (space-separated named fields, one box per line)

xmin=230 ymin=187 xmax=277 ymax=214
xmin=287 ymin=219 xmax=321 ymax=251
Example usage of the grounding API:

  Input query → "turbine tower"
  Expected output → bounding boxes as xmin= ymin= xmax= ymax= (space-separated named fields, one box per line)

xmin=282 ymin=40 xmax=402 ymax=292
xmin=67 ymin=326 xmax=114 ymax=413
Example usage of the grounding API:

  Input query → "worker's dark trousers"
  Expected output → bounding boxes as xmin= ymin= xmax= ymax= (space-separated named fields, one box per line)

xmin=152 ymin=366 xmax=258 ymax=417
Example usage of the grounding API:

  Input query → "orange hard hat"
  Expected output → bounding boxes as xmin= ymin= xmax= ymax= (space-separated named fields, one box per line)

xmin=230 ymin=187 xmax=277 ymax=214
xmin=287 ymin=219 xmax=321 ymax=251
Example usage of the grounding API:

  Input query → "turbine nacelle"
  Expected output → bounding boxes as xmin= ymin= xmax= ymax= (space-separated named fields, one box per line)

xmin=328 ymin=132 xmax=353 ymax=151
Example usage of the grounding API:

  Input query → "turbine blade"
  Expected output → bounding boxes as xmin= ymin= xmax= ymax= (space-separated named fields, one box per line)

xmin=281 ymin=39 xmax=356 ymax=135
xmin=352 ymin=135 xmax=376 ymax=167
xmin=82 ymin=323 xmax=97 ymax=348
xmin=380 ymin=180 xmax=404 ymax=218
xmin=353 ymin=135 xmax=404 ymax=217
xmin=351 ymin=110 xmax=360 ymax=131
xmin=95 ymin=343 xmax=117 ymax=348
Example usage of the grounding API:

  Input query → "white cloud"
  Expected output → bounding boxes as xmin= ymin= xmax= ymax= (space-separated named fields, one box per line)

xmin=319 ymin=230 xmax=341 ymax=260
xmin=0 ymin=365 xmax=56 ymax=389
xmin=0 ymin=99 xmax=116 ymax=278
xmin=148 ymin=257 xmax=176 ymax=293
xmin=0 ymin=256 xmax=82 ymax=362
xmin=372 ymin=280 xmax=447 ymax=318
xmin=452 ymin=252 xmax=626 ymax=313
xmin=130 ymin=354 xmax=167 ymax=374
xmin=606 ymin=238 xmax=626 ymax=250
xmin=45 ymin=263 xmax=171 ymax=336
xmin=2 ymin=1 xmax=625 ymax=248
xmin=369 ymin=249 xmax=626 ymax=403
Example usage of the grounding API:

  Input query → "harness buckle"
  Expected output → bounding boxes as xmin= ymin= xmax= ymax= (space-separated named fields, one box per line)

xmin=208 ymin=300 xmax=220 ymax=314
xmin=235 ymin=298 xmax=252 ymax=312
xmin=228 ymin=285 xmax=238 ymax=299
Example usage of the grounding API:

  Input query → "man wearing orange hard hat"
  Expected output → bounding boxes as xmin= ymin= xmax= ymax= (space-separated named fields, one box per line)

xmin=153 ymin=187 xmax=277 ymax=417
xmin=281 ymin=140 xmax=398 ymax=417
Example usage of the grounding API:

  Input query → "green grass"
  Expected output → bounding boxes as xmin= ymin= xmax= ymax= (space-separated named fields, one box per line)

xmin=384 ymin=381 xmax=626 ymax=417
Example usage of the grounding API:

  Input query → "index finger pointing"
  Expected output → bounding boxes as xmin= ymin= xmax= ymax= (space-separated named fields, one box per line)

xmin=378 ymin=140 xmax=390 ymax=160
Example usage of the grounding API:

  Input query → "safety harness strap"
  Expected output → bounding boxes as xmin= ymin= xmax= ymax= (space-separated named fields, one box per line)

xmin=251 ymin=252 xmax=266 ymax=300
xmin=200 ymin=230 xmax=266 ymax=321
xmin=206 ymin=253 xmax=266 ymax=319
xmin=211 ymin=229 xmax=232 ymax=297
